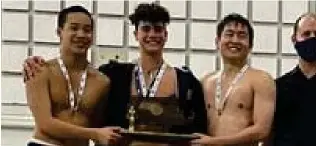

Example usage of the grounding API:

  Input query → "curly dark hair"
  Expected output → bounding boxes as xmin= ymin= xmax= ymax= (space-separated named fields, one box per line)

xmin=217 ymin=13 xmax=254 ymax=48
xmin=129 ymin=2 xmax=170 ymax=29
xmin=58 ymin=5 xmax=93 ymax=30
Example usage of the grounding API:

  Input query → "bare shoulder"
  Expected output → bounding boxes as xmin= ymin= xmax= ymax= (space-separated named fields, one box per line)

xmin=87 ymin=67 xmax=110 ymax=86
xmin=45 ymin=59 xmax=59 ymax=69
xmin=247 ymin=68 xmax=276 ymax=93
xmin=201 ymin=71 xmax=220 ymax=85
xmin=247 ymin=68 xmax=274 ymax=83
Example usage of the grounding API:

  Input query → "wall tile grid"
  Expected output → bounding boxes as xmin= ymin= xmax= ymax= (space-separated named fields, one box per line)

xmin=1 ymin=0 xmax=313 ymax=104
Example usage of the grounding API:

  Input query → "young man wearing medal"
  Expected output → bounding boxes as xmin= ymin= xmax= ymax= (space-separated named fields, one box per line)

xmin=191 ymin=13 xmax=276 ymax=146
xmin=98 ymin=3 xmax=207 ymax=145
xmin=23 ymin=2 xmax=207 ymax=146
xmin=24 ymin=6 xmax=122 ymax=146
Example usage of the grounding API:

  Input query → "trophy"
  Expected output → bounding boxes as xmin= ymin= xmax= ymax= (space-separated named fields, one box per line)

xmin=120 ymin=97 xmax=199 ymax=143
xmin=128 ymin=105 xmax=136 ymax=132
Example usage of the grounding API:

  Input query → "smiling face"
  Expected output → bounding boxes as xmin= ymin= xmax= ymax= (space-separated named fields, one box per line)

xmin=216 ymin=22 xmax=251 ymax=62
xmin=58 ymin=12 xmax=93 ymax=55
xmin=134 ymin=21 xmax=168 ymax=55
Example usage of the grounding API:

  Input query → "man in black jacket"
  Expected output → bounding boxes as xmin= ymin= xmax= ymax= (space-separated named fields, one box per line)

xmin=271 ymin=13 xmax=316 ymax=146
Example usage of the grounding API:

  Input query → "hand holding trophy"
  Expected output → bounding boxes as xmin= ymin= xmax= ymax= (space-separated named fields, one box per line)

xmin=121 ymin=97 xmax=199 ymax=144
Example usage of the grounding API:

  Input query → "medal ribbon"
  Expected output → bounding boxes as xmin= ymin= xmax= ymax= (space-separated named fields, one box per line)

xmin=215 ymin=64 xmax=249 ymax=112
xmin=134 ymin=61 xmax=167 ymax=98
xmin=57 ymin=58 xmax=88 ymax=111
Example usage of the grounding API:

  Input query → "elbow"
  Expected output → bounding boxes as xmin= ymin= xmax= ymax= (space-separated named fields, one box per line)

xmin=37 ymin=117 xmax=53 ymax=133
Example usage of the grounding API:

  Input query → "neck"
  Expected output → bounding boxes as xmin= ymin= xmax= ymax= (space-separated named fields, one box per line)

xmin=222 ymin=59 xmax=248 ymax=77
xmin=299 ymin=59 xmax=316 ymax=78
xmin=60 ymin=50 xmax=88 ymax=71
xmin=139 ymin=51 xmax=163 ymax=73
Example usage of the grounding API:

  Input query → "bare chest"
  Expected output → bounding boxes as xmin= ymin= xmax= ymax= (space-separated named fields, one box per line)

xmin=48 ymin=71 xmax=106 ymax=115
xmin=205 ymin=79 xmax=254 ymax=116
xmin=131 ymin=68 xmax=177 ymax=97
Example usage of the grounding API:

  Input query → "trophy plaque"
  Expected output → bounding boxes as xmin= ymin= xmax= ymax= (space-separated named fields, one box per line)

xmin=122 ymin=96 xmax=199 ymax=143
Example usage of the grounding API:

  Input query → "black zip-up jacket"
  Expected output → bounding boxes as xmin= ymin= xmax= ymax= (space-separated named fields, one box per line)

xmin=97 ymin=61 xmax=207 ymax=134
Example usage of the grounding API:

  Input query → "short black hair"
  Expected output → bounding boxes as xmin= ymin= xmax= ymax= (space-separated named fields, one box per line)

xmin=129 ymin=2 xmax=170 ymax=29
xmin=58 ymin=5 xmax=93 ymax=30
xmin=217 ymin=13 xmax=254 ymax=48
xmin=293 ymin=13 xmax=316 ymax=36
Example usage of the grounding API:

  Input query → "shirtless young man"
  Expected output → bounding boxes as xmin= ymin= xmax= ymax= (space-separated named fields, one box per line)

xmin=96 ymin=3 xmax=206 ymax=145
xmin=25 ymin=6 xmax=122 ymax=146
xmin=191 ymin=13 xmax=276 ymax=146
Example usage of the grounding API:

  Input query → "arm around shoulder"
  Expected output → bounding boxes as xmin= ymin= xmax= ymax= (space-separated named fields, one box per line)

xmin=25 ymin=64 xmax=99 ymax=141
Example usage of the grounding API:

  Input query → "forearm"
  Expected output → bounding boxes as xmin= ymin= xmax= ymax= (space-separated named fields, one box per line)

xmin=209 ymin=126 xmax=268 ymax=145
xmin=40 ymin=117 xmax=97 ymax=140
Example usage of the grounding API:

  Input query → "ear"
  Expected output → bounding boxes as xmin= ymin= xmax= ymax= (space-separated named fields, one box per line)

xmin=134 ymin=30 xmax=138 ymax=41
xmin=215 ymin=37 xmax=219 ymax=50
xmin=164 ymin=30 xmax=168 ymax=41
xmin=291 ymin=34 xmax=296 ymax=43
xmin=57 ymin=28 xmax=61 ymax=37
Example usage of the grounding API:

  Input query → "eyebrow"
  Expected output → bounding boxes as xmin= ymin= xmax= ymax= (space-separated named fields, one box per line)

xmin=69 ymin=23 xmax=91 ymax=26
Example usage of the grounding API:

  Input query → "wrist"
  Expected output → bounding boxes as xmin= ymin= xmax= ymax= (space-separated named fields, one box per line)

xmin=88 ymin=128 xmax=99 ymax=142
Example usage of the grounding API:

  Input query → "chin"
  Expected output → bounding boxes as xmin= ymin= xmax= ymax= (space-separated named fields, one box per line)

xmin=72 ymin=48 xmax=88 ymax=54
xmin=145 ymin=46 xmax=163 ymax=52
xmin=223 ymin=55 xmax=245 ymax=60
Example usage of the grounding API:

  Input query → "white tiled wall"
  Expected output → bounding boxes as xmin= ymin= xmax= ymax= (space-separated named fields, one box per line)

xmin=221 ymin=1 xmax=248 ymax=18
xmin=191 ymin=1 xmax=217 ymax=20
xmin=2 ymin=44 xmax=28 ymax=72
xmin=2 ymin=12 xmax=29 ymax=41
xmin=190 ymin=22 xmax=217 ymax=50
xmin=97 ymin=1 xmax=124 ymax=15
xmin=34 ymin=0 xmax=61 ymax=11
xmin=251 ymin=56 xmax=278 ymax=78
xmin=160 ymin=1 xmax=186 ymax=18
xmin=33 ymin=14 xmax=59 ymax=42
xmin=165 ymin=22 xmax=186 ymax=49
xmin=282 ymin=1 xmax=309 ymax=23
xmin=282 ymin=26 xmax=297 ymax=54
xmin=96 ymin=18 xmax=124 ymax=46
xmin=1 ymin=1 xmax=315 ymax=145
xmin=252 ymin=1 xmax=279 ymax=22
xmin=253 ymin=25 xmax=278 ymax=53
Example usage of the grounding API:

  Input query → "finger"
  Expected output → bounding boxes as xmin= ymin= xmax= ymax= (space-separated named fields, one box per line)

xmin=110 ymin=127 xmax=124 ymax=133
xmin=34 ymin=63 xmax=43 ymax=73
xmin=22 ymin=65 xmax=28 ymax=82
xmin=109 ymin=126 xmax=122 ymax=129
xmin=111 ymin=132 xmax=122 ymax=138
xmin=192 ymin=133 xmax=204 ymax=137
xmin=190 ymin=139 xmax=199 ymax=144
xmin=24 ymin=62 xmax=34 ymax=80
xmin=26 ymin=57 xmax=36 ymax=66
xmin=34 ymin=56 xmax=45 ymax=65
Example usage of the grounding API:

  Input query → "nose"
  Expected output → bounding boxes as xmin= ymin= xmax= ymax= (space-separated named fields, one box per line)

xmin=148 ymin=27 xmax=157 ymax=34
xmin=231 ymin=34 xmax=240 ymax=43
xmin=76 ymin=29 xmax=86 ymax=37
xmin=147 ymin=28 xmax=160 ymax=38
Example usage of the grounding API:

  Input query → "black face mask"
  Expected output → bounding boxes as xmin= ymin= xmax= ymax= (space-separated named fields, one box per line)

xmin=294 ymin=37 xmax=316 ymax=62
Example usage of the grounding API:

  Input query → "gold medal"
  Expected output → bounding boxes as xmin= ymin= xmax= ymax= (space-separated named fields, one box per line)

xmin=150 ymin=103 xmax=163 ymax=116
xmin=139 ymin=101 xmax=150 ymax=110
